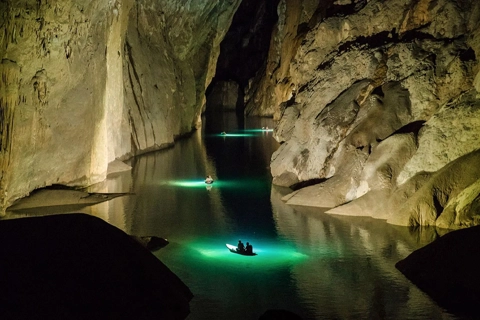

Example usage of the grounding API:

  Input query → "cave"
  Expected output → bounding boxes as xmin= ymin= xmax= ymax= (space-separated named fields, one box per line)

xmin=1 ymin=0 xmax=480 ymax=319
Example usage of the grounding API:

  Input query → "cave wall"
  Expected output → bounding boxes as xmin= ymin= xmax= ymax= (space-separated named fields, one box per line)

xmin=0 ymin=0 xmax=240 ymax=213
xmin=123 ymin=0 xmax=242 ymax=153
xmin=2 ymin=0 xmax=479 ymax=228
xmin=262 ymin=0 xmax=480 ymax=228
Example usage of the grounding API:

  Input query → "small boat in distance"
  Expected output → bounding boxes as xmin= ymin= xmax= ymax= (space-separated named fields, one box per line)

xmin=226 ymin=243 xmax=257 ymax=256
xmin=205 ymin=175 xmax=214 ymax=184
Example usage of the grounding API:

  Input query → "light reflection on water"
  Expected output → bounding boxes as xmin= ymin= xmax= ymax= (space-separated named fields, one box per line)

xmin=114 ymin=113 xmax=457 ymax=320
xmin=8 ymin=113 xmax=462 ymax=319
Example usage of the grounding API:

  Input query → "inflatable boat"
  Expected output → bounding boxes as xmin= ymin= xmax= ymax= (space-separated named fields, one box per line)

xmin=226 ymin=243 xmax=257 ymax=256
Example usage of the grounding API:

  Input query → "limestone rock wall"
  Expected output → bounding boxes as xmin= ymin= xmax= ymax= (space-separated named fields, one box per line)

xmin=0 ymin=0 xmax=240 ymax=213
xmin=0 ymin=0 xmax=128 ymax=213
xmin=123 ymin=0 xmax=241 ymax=153
xmin=266 ymin=0 xmax=480 ymax=228
xmin=244 ymin=0 xmax=321 ymax=118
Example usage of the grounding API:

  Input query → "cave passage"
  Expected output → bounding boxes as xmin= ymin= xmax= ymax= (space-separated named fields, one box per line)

xmin=78 ymin=111 xmax=457 ymax=320
xmin=205 ymin=0 xmax=280 ymax=116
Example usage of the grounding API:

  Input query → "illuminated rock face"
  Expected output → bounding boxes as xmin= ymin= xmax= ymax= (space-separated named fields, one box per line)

xmin=1 ymin=0 xmax=479 ymax=228
xmin=264 ymin=0 xmax=480 ymax=227
xmin=0 ymin=0 xmax=240 ymax=212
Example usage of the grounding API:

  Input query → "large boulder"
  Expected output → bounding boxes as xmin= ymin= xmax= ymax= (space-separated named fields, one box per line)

xmin=395 ymin=226 xmax=480 ymax=317
xmin=0 ymin=213 xmax=193 ymax=319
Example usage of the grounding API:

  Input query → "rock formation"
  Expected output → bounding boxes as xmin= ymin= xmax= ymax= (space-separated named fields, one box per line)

xmin=0 ymin=0 xmax=240 ymax=213
xmin=1 ymin=0 xmax=479 ymax=228
xmin=0 ymin=213 xmax=193 ymax=319
xmin=396 ymin=225 xmax=480 ymax=317
xmin=256 ymin=0 xmax=480 ymax=228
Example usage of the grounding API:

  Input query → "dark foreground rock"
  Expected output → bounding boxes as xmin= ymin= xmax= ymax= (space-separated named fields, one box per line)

xmin=0 ymin=213 xmax=192 ymax=319
xmin=395 ymin=226 xmax=480 ymax=317
xmin=132 ymin=236 xmax=170 ymax=251
xmin=258 ymin=309 xmax=303 ymax=320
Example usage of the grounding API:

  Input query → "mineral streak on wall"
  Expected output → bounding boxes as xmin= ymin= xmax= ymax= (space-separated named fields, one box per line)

xmin=0 ymin=0 xmax=241 ymax=213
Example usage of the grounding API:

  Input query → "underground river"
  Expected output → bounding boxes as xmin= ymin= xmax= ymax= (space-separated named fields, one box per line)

xmin=9 ymin=112 xmax=461 ymax=319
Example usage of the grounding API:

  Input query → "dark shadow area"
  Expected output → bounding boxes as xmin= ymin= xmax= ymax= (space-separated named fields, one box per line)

xmin=290 ymin=178 xmax=328 ymax=191
xmin=0 ymin=213 xmax=192 ymax=319
xmin=214 ymin=0 xmax=280 ymax=89
xmin=396 ymin=225 xmax=480 ymax=319
xmin=206 ymin=0 xmax=280 ymax=115
xmin=459 ymin=47 xmax=476 ymax=62
xmin=391 ymin=120 xmax=426 ymax=136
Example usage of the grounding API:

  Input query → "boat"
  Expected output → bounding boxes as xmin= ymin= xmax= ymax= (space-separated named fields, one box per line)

xmin=226 ymin=243 xmax=257 ymax=256
xmin=205 ymin=176 xmax=214 ymax=184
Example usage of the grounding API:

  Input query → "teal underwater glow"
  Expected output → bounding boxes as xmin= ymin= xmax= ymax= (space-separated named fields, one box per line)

xmin=208 ymin=128 xmax=273 ymax=138
xmin=166 ymin=179 xmax=266 ymax=191
xmin=190 ymin=240 xmax=309 ymax=267
xmin=166 ymin=180 xmax=208 ymax=188
xmin=210 ymin=132 xmax=257 ymax=138
xmin=106 ymin=113 xmax=456 ymax=320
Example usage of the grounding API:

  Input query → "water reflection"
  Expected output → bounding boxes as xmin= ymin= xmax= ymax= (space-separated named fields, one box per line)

xmin=3 ymin=113 xmax=462 ymax=319
xmin=271 ymin=186 xmax=452 ymax=319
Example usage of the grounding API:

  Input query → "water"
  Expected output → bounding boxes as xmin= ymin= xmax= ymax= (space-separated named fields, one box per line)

xmin=9 ymin=112 xmax=462 ymax=319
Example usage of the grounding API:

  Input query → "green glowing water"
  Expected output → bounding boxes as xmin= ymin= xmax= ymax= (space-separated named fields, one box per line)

xmin=83 ymin=114 xmax=459 ymax=320
xmin=211 ymin=132 xmax=258 ymax=137
xmin=165 ymin=179 xmax=265 ymax=191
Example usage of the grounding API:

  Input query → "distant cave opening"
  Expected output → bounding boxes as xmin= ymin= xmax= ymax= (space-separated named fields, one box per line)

xmin=204 ymin=0 xmax=280 ymax=132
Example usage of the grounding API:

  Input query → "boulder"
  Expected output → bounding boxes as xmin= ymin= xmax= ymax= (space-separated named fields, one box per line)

xmin=325 ymin=132 xmax=418 ymax=219
xmin=0 ymin=213 xmax=192 ymax=319
xmin=132 ymin=236 xmax=170 ymax=251
xmin=396 ymin=225 xmax=480 ymax=317
xmin=397 ymin=92 xmax=480 ymax=184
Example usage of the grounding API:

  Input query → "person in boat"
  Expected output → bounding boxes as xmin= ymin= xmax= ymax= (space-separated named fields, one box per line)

xmin=245 ymin=242 xmax=253 ymax=254
xmin=237 ymin=240 xmax=245 ymax=253
xmin=205 ymin=175 xmax=214 ymax=184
